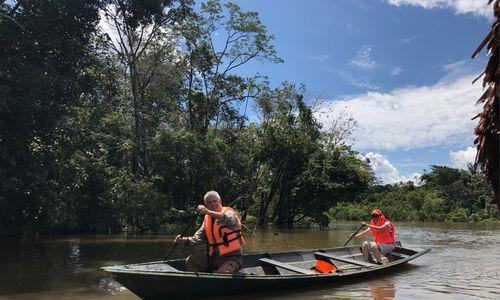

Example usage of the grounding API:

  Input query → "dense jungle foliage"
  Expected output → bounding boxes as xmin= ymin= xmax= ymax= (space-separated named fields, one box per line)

xmin=0 ymin=0 xmax=497 ymax=236
xmin=328 ymin=166 xmax=497 ymax=223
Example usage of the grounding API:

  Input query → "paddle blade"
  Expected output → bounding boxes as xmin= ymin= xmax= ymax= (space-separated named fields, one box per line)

xmin=314 ymin=260 xmax=338 ymax=273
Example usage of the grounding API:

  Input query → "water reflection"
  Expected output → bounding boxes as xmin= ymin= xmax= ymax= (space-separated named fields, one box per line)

xmin=68 ymin=239 xmax=82 ymax=274
xmin=371 ymin=279 xmax=396 ymax=300
xmin=0 ymin=223 xmax=499 ymax=300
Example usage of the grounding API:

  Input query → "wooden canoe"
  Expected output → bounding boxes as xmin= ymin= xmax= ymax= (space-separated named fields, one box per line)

xmin=101 ymin=243 xmax=431 ymax=300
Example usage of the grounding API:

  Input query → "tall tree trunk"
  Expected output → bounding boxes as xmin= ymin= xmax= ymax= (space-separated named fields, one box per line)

xmin=130 ymin=63 xmax=142 ymax=177
xmin=258 ymin=165 xmax=283 ymax=226
xmin=275 ymin=174 xmax=290 ymax=228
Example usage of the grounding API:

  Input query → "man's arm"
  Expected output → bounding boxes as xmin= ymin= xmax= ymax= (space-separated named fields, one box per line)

xmin=364 ymin=221 xmax=390 ymax=231
xmin=174 ymin=222 xmax=206 ymax=245
xmin=222 ymin=210 xmax=239 ymax=231
xmin=197 ymin=205 xmax=226 ymax=221
xmin=355 ymin=228 xmax=371 ymax=238
xmin=197 ymin=205 xmax=238 ymax=230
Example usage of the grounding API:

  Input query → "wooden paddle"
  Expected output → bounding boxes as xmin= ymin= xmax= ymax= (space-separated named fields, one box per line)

xmin=343 ymin=223 xmax=366 ymax=247
xmin=163 ymin=213 xmax=199 ymax=261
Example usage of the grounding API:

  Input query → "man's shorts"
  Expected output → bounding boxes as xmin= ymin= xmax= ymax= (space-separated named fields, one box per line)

xmin=378 ymin=243 xmax=395 ymax=255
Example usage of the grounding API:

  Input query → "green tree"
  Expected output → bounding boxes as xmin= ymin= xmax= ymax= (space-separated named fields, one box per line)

xmin=421 ymin=165 xmax=495 ymax=218
xmin=328 ymin=166 xmax=496 ymax=223
xmin=180 ymin=0 xmax=282 ymax=136
xmin=0 ymin=0 xmax=102 ymax=235
xmin=148 ymin=0 xmax=283 ymax=210
xmin=295 ymin=147 xmax=372 ymax=227
xmin=48 ymin=46 xmax=130 ymax=232
xmin=101 ymin=0 xmax=192 ymax=177
xmin=254 ymin=83 xmax=372 ymax=228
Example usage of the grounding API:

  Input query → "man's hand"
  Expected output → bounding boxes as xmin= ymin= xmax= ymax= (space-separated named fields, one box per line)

xmin=197 ymin=204 xmax=210 ymax=215
xmin=354 ymin=222 xmax=368 ymax=238
xmin=174 ymin=234 xmax=187 ymax=244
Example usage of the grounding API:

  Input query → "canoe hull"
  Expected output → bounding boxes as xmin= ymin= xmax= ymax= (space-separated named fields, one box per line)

xmin=114 ymin=272 xmax=338 ymax=300
xmin=102 ymin=245 xmax=431 ymax=300
xmin=112 ymin=265 xmax=411 ymax=300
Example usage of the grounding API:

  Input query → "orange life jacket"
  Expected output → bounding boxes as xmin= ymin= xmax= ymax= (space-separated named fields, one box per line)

xmin=370 ymin=215 xmax=396 ymax=245
xmin=205 ymin=207 xmax=245 ymax=256
xmin=315 ymin=260 xmax=338 ymax=273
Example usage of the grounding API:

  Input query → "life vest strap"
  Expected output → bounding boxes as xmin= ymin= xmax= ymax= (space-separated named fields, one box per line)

xmin=207 ymin=230 xmax=242 ymax=247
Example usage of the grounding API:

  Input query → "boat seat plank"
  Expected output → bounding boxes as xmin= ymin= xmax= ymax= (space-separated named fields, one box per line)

xmin=393 ymin=247 xmax=416 ymax=256
xmin=386 ymin=251 xmax=406 ymax=260
xmin=314 ymin=252 xmax=374 ymax=267
xmin=259 ymin=258 xmax=316 ymax=275
xmin=240 ymin=266 xmax=266 ymax=275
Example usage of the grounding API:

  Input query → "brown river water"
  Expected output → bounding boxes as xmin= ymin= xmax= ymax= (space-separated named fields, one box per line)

xmin=0 ymin=222 xmax=499 ymax=300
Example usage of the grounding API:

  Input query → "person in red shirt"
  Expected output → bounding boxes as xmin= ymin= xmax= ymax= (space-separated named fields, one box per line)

xmin=354 ymin=209 xmax=396 ymax=265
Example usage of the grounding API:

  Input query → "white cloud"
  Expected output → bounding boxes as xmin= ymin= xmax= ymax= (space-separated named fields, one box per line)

xmin=350 ymin=45 xmax=377 ymax=70
xmin=390 ymin=66 xmax=403 ymax=76
xmin=449 ymin=146 xmax=477 ymax=169
xmin=438 ymin=59 xmax=479 ymax=82
xmin=383 ymin=0 xmax=492 ymax=18
xmin=98 ymin=5 xmax=175 ymax=52
xmin=326 ymin=45 xmax=382 ymax=90
xmin=322 ymin=65 xmax=379 ymax=90
xmin=337 ymin=70 xmax=380 ymax=90
xmin=99 ymin=9 xmax=120 ymax=48
xmin=315 ymin=61 xmax=483 ymax=150
xmin=346 ymin=22 xmax=354 ymax=32
xmin=401 ymin=35 xmax=419 ymax=43
xmin=365 ymin=152 xmax=422 ymax=184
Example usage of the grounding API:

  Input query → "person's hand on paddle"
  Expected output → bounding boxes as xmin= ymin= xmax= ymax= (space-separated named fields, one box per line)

xmin=344 ymin=223 xmax=367 ymax=246
xmin=353 ymin=223 xmax=369 ymax=239
xmin=174 ymin=234 xmax=188 ymax=245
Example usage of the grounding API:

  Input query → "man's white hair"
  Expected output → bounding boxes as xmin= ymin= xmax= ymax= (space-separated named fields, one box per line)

xmin=203 ymin=190 xmax=221 ymax=202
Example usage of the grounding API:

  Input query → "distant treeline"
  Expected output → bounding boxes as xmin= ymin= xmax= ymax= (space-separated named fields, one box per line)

xmin=327 ymin=166 xmax=497 ymax=223
xmin=0 ymin=1 xmax=497 ymax=236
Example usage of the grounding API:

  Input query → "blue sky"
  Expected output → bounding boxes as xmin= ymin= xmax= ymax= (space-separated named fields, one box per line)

xmin=226 ymin=0 xmax=493 ymax=184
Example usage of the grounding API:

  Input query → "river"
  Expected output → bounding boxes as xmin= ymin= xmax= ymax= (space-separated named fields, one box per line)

xmin=0 ymin=222 xmax=499 ymax=300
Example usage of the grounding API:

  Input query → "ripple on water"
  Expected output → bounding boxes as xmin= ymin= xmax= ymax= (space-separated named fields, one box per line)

xmin=393 ymin=223 xmax=500 ymax=300
xmin=98 ymin=277 xmax=127 ymax=295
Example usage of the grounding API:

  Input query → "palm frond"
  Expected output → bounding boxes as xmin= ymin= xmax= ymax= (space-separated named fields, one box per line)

xmin=471 ymin=1 xmax=500 ymax=210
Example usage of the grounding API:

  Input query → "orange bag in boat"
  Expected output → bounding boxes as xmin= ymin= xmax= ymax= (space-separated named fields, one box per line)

xmin=315 ymin=260 xmax=338 ymax=273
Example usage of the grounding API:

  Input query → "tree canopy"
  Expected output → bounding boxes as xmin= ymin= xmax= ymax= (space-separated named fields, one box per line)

xmin=0 ymin=0 xmax=497 ymax=236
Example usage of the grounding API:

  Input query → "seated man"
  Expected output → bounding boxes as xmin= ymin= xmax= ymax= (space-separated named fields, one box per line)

xmin=354 ymin=209 xmax=396 ymax=264
xmin=173 ymin=191 xmax=245 ymax=273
